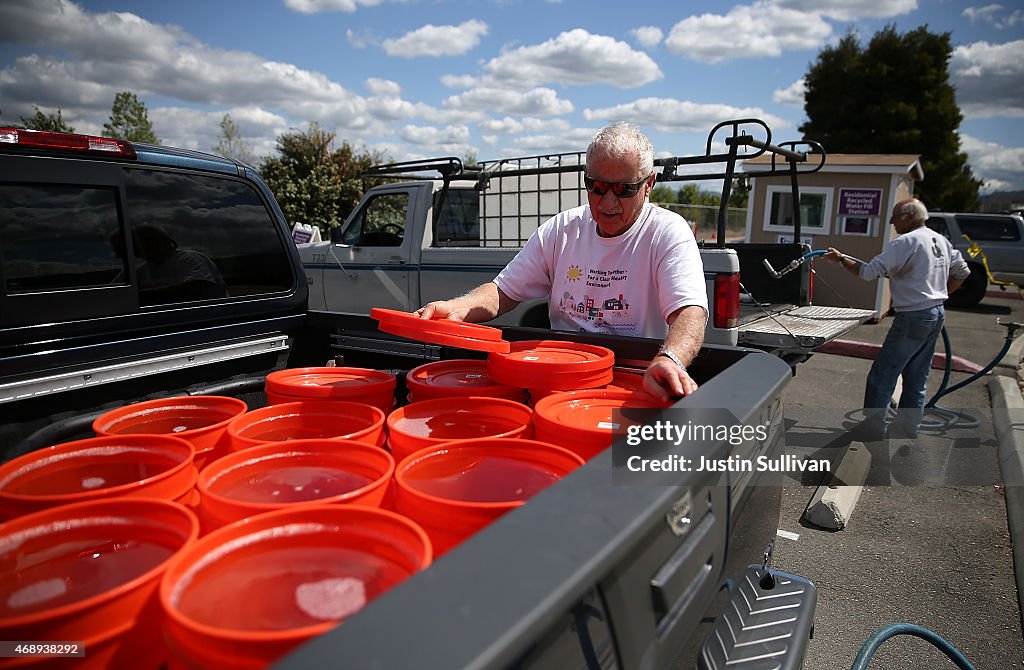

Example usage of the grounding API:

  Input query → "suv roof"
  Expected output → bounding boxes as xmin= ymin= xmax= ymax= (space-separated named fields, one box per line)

xmin=0 ymin=127 xmax=242 ymax=175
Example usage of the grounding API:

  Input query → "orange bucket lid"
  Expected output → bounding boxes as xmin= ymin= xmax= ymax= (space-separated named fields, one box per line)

xmin=371 ymin=308 xmax=511 ymax=353
xmin=488 ymin=340 xmax=614 ymax=389
xmin=405 ymin=359 xmax=525 ymax=401
xmin=264 ymin=367 xmax=395 ymax=400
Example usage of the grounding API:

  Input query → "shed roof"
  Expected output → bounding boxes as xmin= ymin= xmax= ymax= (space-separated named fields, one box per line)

xmin=743 ymin=153 xmax=923 ymax=180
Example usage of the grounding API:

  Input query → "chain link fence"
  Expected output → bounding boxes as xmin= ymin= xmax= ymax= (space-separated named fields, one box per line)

xmin=654 ymin=202 xmax=748 ymax=242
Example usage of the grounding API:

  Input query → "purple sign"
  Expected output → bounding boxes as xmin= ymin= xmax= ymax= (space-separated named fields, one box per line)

xmin=839 ymin=188 xmax=882 ymax=216
xmin=835 ymin=187 xmax=884 ymax=216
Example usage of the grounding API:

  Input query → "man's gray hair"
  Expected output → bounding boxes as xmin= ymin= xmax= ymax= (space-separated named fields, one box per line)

xmin=896 ymin=198 xmax=928 ymax=222
xmin=587 ymin=122 xmax=654 ymax=177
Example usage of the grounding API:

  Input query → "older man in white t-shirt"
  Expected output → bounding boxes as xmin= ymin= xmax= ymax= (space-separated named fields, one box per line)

xmin=417 ymin=122 xmax=708 ymax=402
xmin=825 ymin=198 xmax=970 ymax=439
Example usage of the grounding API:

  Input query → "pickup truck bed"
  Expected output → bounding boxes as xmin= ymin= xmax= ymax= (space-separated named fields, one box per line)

xmin=275 ymin=332 xmax=811 ymax=670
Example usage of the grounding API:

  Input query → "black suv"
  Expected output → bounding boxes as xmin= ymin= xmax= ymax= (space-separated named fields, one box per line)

xmin=0 ymin=128 xmax=307 ymax=449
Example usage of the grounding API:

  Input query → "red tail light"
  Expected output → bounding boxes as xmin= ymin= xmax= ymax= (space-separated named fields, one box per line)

xmin=808 ymin=266 xmax=815 ymax=303
xmin=713 ymin=272 xmax=740 ymax=329
xmin=0 ymin=128 xmax=136 ymax=159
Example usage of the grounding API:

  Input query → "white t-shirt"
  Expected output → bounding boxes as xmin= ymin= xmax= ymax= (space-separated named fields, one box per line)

xmin=494 ymin=203 xmax=708 ymax=339
xmin=859 ymin=225 xmax=970 ymax=312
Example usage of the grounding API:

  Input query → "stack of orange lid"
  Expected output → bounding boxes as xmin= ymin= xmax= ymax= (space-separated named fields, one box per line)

xmin=487 ymin=340 xmax=615 ymax=392
xmin=528 ymin=367 xmax=646 ymax=406
xmin=264 ymin=367 xmax=396 ymax=414
xmin=532 ymin=388 xmax=672 ymax=461
xmin=371 ymin=308 xmax=511 ymax=353
xmin=405 ymin=359 xmax=527 ymax=403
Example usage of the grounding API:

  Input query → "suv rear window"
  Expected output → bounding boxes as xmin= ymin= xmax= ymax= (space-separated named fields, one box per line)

xmin=2 ymin=184 xmax=126 ymax=293
xmin=1 ymin=169 xmax=293 ymax=306
xmin=124 ymin=169 xmax=292 ymax=305
xmin=956 ymin=215 xmax=1021 ymax=242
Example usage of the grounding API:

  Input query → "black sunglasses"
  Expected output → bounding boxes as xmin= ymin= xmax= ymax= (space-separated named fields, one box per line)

xmin=583 ymin=173 xmax=651 ymax=198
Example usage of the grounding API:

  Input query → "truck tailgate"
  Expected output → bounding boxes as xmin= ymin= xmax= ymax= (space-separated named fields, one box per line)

xmin=738 ymin=305 xmax=876 ymax=351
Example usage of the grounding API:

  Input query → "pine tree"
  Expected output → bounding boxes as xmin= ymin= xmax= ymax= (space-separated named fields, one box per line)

xmin=800 ymin=25 xmax=981 ymax=211
xmin=212 ymin=113 xmax=255 ymax=165
xmin=102 ymin=91 xmax=159 ymax=144
xmin=19 ymin=106 xmax=75 ymax=133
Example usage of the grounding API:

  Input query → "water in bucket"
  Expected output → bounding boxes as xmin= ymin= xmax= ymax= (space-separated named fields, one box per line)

xmin=403 ymin=453 xmax=560 ymax=503
xmin=212 ymin=467 xmax=374 ymax=504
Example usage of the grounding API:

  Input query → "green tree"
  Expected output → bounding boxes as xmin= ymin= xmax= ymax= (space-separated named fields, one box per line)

xmin=650 ymin=184 xmax=677 ymax=203
xmin=20 ymin=106 xmax=75 ymax=133
xmin=212 ymin=113 xmax=256 ymax=165
xmin=103 ymin=91 xmax=158 ymax=144
xmin=800 ymin=25 xmax=981 ymax=211
xmin=259 ymin=123 xmax=385 ymax=233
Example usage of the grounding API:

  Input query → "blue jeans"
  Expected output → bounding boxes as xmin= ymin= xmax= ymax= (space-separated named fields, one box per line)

xmin=863 ymin=306 xmax=945 ymax=434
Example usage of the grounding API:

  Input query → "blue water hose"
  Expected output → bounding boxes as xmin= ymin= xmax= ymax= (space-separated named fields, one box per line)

xmin=850 ymin=623 xmax=976 ymax=669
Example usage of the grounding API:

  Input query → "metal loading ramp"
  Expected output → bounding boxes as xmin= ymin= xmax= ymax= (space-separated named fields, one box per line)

xmin=739 ymin=305 xmax=876 ymax=351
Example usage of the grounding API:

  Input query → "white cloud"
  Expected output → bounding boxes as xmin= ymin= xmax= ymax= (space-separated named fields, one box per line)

xmin=583 ymin=98 xmax=788 ymax=134
xmin=962 ymin=4 xmax=1021 ymax=28
xmin=478 ymin=117 xmax=571 ymax=134
xmin=773 ymin=78 xmax=806 ymax=107
xmin=950 ymin=40 xmax=1024 ymax=118
xmin=961 ymin=133 xmax=1024 ymax=192
xmin=664 ymin=2 xmax=832 ymax=63
xmin=284 ymin=0 xmax=383 ymax=13
xmin=399 ymin=124 xmax=471 ymax=145
xmin=346 ymin=28 xmax=376 ymax=49
xmin=0 ymin=1 xmax=444 ymax=143
xmin=962 ymin=4 xmax=1003 ymax=23
xmin=631 ymin=27 xmax=664 ymax=49
xmin=444 ymin=87 xmax=574 ymax=116
xmin=481 ymin=29 xmax=662 ymax=88
xmin=774 ymin=0 xmax=917 ymax=21
xmin=382 ymin=20 xmax=489 ymax=58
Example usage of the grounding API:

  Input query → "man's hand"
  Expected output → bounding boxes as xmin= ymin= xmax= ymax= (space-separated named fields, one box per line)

xmin=415 ymin=300 xmax=468 ymax=321
xmin=823 ymin=247 xmax=844 ymax=263
xmin=643 ymin=356 xmax=698 ymax=402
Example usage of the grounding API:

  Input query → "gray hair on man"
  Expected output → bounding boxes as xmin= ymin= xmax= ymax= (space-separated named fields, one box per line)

xmin=895 ymin=198 xmax=928 ymax=222
xmin=587 ymin=121 xmax=655 ymax=177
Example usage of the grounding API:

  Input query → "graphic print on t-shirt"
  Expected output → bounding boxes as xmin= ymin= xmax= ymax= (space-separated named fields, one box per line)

xmin=557 ymin=262 xmax=639 ymax=332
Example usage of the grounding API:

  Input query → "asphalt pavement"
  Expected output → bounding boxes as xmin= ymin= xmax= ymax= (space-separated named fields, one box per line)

xmin=772 ymin=292 xmax=1024 ymax=669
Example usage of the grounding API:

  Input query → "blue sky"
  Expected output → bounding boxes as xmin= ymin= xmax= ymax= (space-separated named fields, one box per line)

xmin=1 ymin=0 xmax=1022 ymax=191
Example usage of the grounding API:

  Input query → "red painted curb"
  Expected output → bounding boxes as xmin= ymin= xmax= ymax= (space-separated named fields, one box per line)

xmin=818 ymin=338 xmax=985 ymax=374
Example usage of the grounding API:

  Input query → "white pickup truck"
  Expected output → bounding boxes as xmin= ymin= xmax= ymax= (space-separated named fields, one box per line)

xmin=299 ymin=119 xmax=874 ymax=364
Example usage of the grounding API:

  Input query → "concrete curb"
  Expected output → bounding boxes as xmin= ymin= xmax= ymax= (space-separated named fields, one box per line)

xmin=802 ymin=443 xmax=872 ymax=531
xmin=988 ymin=375 xmax=1024 ymax=640
xmin=996 ymin=333 xmax=1024 ymax=371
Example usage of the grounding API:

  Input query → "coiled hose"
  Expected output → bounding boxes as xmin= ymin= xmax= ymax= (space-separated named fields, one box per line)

xmin=851 ymin=622 xmax=976 ymax=669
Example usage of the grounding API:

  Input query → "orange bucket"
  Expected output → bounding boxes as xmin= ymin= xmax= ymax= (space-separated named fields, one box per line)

xmin=159 ymin=505 xmax=431 ymax=670
xmin=528 ymin=367 xmax=647 ymax=406
xmin=93 ymin=396 xmax=247 ymax=471
xmin=226 ymin=400 xmax=386 ymax=452
xmin=487 ymin=340 xmax=614 ymax=390
xmin=385 ymin=396 xmax=533 ymax=463
xmin=394 ymin=438 xmax=584 ymax=556
xmin=264 ymin=367 xmax=396 ymax=414
xmin=0 ymin=435 xmax=196 ymax=520
xmin=533 ymin=389 xmax=672 ymax=461
xmin=0 ymin=498 xmax=199 ymax=670
xmin=405 ymin=359 xmax=527 ymax=403
xmin=197 ymin=439 xmax=395 ymax=532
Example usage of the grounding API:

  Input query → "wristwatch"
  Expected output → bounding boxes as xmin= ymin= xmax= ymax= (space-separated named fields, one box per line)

xmin=656 ymin=347 xmax=686 ymax=370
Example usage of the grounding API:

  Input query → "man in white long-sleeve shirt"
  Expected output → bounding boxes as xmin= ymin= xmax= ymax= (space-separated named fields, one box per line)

xmin=825 ymin=198 xmax=971 ymax=439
